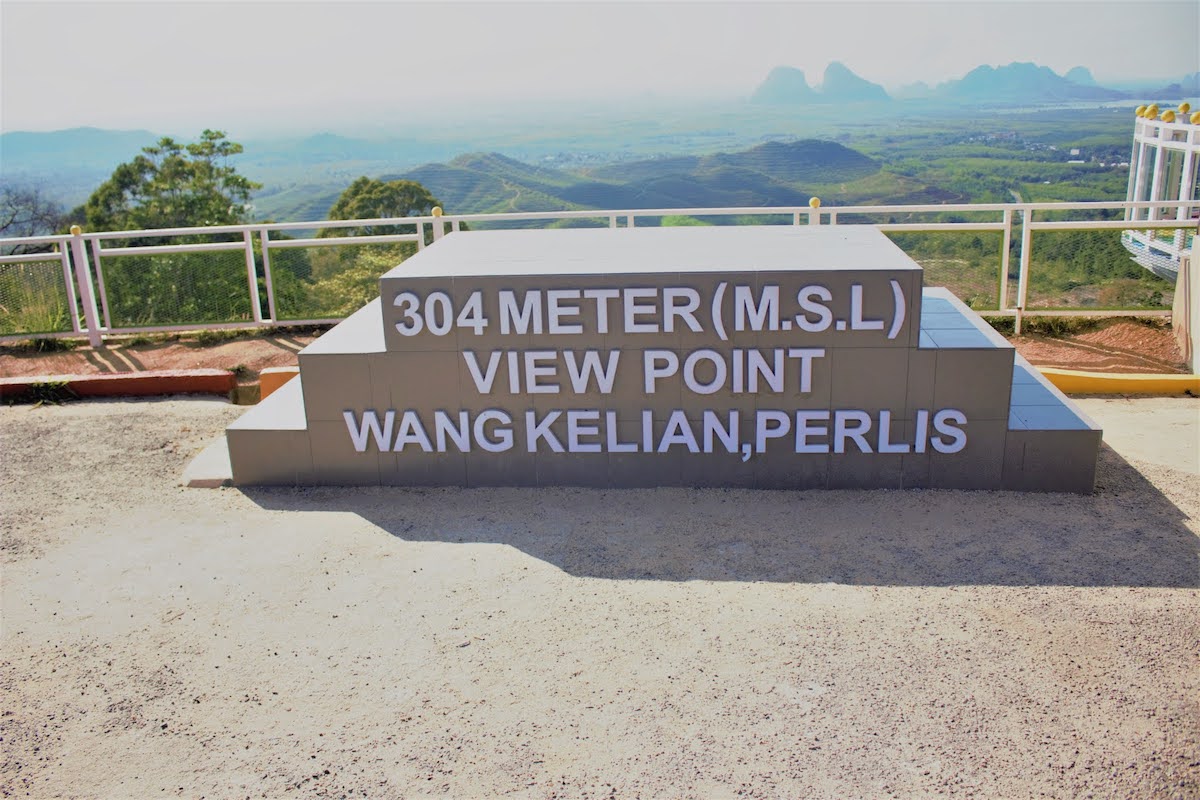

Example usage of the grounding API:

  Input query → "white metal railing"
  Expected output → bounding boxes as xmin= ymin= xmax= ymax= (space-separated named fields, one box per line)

xmin=1 ymin=200 xmax=1196 ymax=346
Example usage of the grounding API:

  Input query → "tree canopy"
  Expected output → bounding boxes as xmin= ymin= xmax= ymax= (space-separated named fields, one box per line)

xmin=320 ymin=177 xmax=441 ymax=237
xmin=72 ymin=130 xmax=260 ymax=232
xmin=0 ymin=184 xmax=64 ymax=254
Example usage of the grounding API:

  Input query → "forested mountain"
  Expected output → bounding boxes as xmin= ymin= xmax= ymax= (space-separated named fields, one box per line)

xmin=934 ymin=62 xmax=1126 ymax=102
xmin=751 ymin=63 xmax=889 ymax=104
xmin=378 ymin=140 xmax=881 ymax=216
xmin=749 ymin=61 xmax=1137 ymax=107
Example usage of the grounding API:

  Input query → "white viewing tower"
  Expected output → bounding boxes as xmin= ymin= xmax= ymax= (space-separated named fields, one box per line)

xmin=1123 ymin=102 xmax=1199 ymax=282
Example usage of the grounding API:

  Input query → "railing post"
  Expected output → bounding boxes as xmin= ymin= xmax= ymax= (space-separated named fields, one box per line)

xmin=609 ymin=215 xmax=617 ymax=229
xmin=808 ymin=197 xmax=821 ymax=225
xmin=259 ymin=230 xmax=277 ymax=323
xmin=68 ymin=226 xmax=103 ymax=347
xmin=243 ymin=229 xmax=263 ymax=324
xmin=627 ymin=214 xmax=635 ymax=228
xmin=89 ymin=238 xmax=112 ymax=329
xmin=432 ymin=207 xmax=445 ymax=241
xmin=1000 ymin=208 xmax=1013 ymax=311
xmin=415 ymin=221 xmax=425 ymax=250
xmin=1015 ymin=207 xmax=1033 ymax=335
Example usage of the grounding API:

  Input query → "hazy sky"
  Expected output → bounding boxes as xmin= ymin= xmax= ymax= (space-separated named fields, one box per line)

xmin=2 ymin=0 xmax=1196 ymax=134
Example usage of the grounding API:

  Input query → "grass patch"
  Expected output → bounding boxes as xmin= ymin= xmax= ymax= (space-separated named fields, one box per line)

xmin=1 ymin=337 xmax=81 ymax=353
xmin=8 ymin=379 xmax=79 ymax=406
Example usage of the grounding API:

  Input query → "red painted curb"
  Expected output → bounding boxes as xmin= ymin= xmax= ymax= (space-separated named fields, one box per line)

xmin=0 ymin=369 xmax=237 ymax=399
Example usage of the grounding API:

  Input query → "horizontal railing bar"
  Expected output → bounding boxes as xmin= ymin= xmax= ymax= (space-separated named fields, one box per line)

xmin=98 ymin=321 xmax=267 ymax=336
xmin=271 ymin=318 xmax=343 ymax=327
xmin=266 ymin=233 xmax=419 ymax=249
xmin=876 ymin=223 xmax=1008 ymax=232
xmin=98 ymin=242 xmax=246 ymax=256
xmin=1031 ymin=219 xmax=1198 ymax=231
xmin=83 ymin=216 xmax=433 ymax=240
xmin=0 ymin=235 xmax=70 ymax=247
xmin=0 ymin=252 xmax=65 ymax=264
xmin=263 ymin=218 xmax=424 ymax=233
xmin=0 ymin=331 xmax=78 ymax=343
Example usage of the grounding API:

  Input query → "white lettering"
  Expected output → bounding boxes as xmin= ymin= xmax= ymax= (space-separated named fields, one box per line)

xmin=624 ymin=288 xmax=658 ymax=333
xmin=658 ymin=411 xmax=700 ymax=453
xmin=474 ymin=410 xmax=514 ymax=452
xmin=564 ymin=350 xmax=620 ymax=394
xmin=343 ymin=410 xmax=394 ymax=453
xmin=524 ymin=351 xmax=560 ymax=394
xmin=605 ymin=411 xmax=639 ymax=453
xmin=583 ymin=289 xmax=620 ymax=334
xmin=786 ymin=348 xmax=825 ymax=393
xmin=683 ymin=349 xmax=726 ymax=395
xmin=850 ymin=284 xmax=885 ymax=331
xmin=833 ymin=410 xmax=873 ymax=454
xmin=394 ymin=410 xmax=434 ymax=453
xmin=931 ymin=409 xmax=968 ymax=454
xmin=663 ymin=287 xmax=703 ymax=333
xmin=434 ymin=411 xmax=471 ymax=452
xmin=735 ymin=284 xmax=779 ymax=332
xmin=644 ymin=350 xmax=679 ymax=393
xmin=547 ymin=289 xmax=583 ymax=334
xmin=876 ymin=410 xmax=910 ymax=454
xmin=525 ymin=410 xmax=564 ymax=453
xmin=746 ymin=349 xmax=783 ymax=393
xmin=462 ymin=350 xmax=502 ymax=394
xmin=499 ymin=290 xmax=543 ymax=335
xmin=795 ymin=411 xmax=830 ymax=453
xmin=702 ymin=410 xmax=738 ymax=454
xmin=796 ymin=285 xmax=833 ymax=332
xmin=755 ymin=410 xmax=791 ymax=453
xmin=567 ymin=410 xmax=602 ymax=453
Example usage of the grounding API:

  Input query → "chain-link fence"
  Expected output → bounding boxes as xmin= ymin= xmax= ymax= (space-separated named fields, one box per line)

xmin=1024 ymin=227 xmax=1179 ymax=310
xmin=886 ymin=230 xmax=1007 ymax=310
xmin=0 ymin=204 xmax=1190 ymax=345
xmin=96 ymin=249 xmax=255 ymax=327
xmin=269 ymin=241 xmax=416 ymax=321
xmin=0 ymin=254 xmax=75 ymax=336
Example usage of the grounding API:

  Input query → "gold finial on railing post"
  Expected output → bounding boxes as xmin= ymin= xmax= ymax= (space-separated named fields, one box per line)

xmin=431 ymin=206 xmax=444 ymax=240
xmin=70 ymin=225 xmax=82 ymax=236
xmin=808 ymin=196 xmax=821 ymax=226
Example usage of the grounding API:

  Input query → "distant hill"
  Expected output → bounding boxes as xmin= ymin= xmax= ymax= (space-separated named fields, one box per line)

xmin=934 ymin=62 xmax=1127 ymax=103
xmin=751 ymin=67 xmax=820 ymax=105
xmin=820 ymin=62 xmax=890 ymax=103
xmin=1064 ymin=66 xmax=1098 ymax=87
xmin=751 ymin=64 xmax=890 ymax=105
xmin=395 ymin=139 xmax=880 ymax=216
xmin=0 ymin=127 xmax=159 ymax=171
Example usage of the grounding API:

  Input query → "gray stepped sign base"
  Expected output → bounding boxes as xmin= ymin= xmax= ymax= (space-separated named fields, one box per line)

xmin=227 ymin=226 xmax=1101 ymax=492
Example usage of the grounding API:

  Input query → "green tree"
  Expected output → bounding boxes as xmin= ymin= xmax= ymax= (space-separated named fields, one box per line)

xmin=319 ymin=177 xmax=441 ymax=238
xmin=73 ymin=130 xmax=260 ymax=233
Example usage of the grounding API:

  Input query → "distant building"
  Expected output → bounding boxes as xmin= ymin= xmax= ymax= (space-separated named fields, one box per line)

xmin=1122 ymin=103 xmax=1198 ymax=282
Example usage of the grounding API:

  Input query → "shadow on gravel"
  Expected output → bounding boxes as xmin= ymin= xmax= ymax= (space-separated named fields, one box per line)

xmin=244 ymin=443 xmax=1198 ymax=588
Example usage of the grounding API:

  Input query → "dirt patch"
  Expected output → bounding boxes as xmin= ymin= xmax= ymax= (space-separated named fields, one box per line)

xmin=1010 ymin=318 xmax=1187 ymax=374
xmin=0 ymin=318 xmax=1188 ymax=380
xmin=0 ymin=332 xmax=319 ymax=380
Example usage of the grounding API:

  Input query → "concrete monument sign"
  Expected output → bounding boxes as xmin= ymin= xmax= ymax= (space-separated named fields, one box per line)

xmin=226 ymin=226 xmax=1101 ymax=492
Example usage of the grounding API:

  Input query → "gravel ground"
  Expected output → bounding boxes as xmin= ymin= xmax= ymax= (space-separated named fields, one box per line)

xmin=1 ymin=396 xmax=1197 ymax=799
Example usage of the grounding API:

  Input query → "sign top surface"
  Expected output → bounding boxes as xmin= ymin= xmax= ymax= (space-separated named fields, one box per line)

xmin=382 ymin=226 xmax=921 ymax=280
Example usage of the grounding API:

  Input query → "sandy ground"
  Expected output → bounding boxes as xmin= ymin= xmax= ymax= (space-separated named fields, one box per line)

xmin=1 ymin=396 xmax=1198 ymax=799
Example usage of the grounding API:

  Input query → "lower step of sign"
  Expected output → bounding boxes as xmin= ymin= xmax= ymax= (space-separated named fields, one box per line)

xmin=226 ymin=365 xmax=1100 ymax=492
